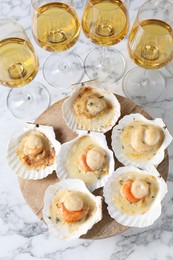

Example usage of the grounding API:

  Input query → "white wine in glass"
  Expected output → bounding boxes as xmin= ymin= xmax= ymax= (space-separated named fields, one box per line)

xmin=123 ymin=0 xmax=173 ymax=104
xmin=0 ymin=38 xmax=38 ymax=87
xmin=0 ymin=19 xmax=50 ymax=120
xmin=128 ymin=19 xmax=173 ymax=69
xmin=32 ymin=0 xmax=84 ymax=89
xmin=82 ymin=0 xmax=129 ymax=83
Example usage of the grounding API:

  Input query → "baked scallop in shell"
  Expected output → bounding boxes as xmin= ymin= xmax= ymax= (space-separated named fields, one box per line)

xmin=6 ymin=123 xmax=61 ymax=179
xmin=62 ymin=85 xmax=121 ymax=133
xmin=56 ymin=131 xmax=115 ymax=191
xmin=111 ymin=113 xmax=172 ymax=168
xmin=43 ymin=179 xmax=102 ymax=240
xmin=103 ymin=166 xmax=167 ymax=227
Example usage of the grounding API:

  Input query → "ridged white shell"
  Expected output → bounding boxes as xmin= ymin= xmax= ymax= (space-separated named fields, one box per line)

xmin=62 ymin=85 xmax=121 ymax=133
xmin=56 ymin=130 xmax=115 ymax=191
xmin=43 ymin=179 xmax=102 ymax=240
xmin=111 ymin=113 xmax=173 ymax=169
xmin=103 ymin=166 xmax=167 ymax=227
xmin=6 ymin=123 xmax=61 ymax=180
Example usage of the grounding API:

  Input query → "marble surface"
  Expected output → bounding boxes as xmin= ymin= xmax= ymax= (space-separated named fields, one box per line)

xmin=1 ymin=0 xmax=173 ymax=259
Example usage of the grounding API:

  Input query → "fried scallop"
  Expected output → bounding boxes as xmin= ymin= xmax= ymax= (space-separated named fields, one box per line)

xmin=73 ymin=89 xmax=110 ymax=119
xmin=6 ymin=123 xmax=61 ymax=180
xmin=103 ymin=166 xmax=167 ymax=227
xmin=43 ymin=179 xmax=102 ymax=240
xmin=62 ymin=85 xmax=120 ymax=133
xmin=17 ymin=130 xmax=55 ymax=170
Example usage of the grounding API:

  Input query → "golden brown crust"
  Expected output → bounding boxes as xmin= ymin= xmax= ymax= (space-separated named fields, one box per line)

xmin=16 ymin=131 xmax=55 ymax=170
xmin=73 ymin=87 xmax=113 ymax=119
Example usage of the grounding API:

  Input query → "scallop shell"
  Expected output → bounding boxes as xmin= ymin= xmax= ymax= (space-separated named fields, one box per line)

xmin=103 ymin=166 xmax=167 ymax=227
xmin=6 ymin=123 xmax=61 ymax=180
xmin=56 ymin=130 xmax=115 ymax=192
xmin=43 ymin=179 xmax=102 ymax=240
xmin=111 ymin=113 xmax=173 ymax=169
xmin=62 ymin=85 xmax=121 ymax=133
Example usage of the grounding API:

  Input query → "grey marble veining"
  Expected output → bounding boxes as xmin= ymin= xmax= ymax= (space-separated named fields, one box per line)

xmin=1 ymin=0 xmax=173 ymax=259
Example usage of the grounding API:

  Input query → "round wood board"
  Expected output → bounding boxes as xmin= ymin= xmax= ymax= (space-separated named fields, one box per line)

xmin=18 ymin=95 xmax=169 ymax=239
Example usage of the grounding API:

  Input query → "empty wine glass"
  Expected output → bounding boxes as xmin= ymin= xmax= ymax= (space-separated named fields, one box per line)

xmin=31 ymin=0 xmax=84 ymax=89
xmin=0 ymin=19 xmax=50 ymax=120
xmin=82 ymin=0 xmax=129 ymax=84
xmin=122 ymin=0 xmax=173 ymax=104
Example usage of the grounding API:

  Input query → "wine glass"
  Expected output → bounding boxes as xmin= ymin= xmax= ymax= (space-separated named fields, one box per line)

xmin=122 ymin=0 xmax=173 ymax=104
xmin=82 ymin=0 xmax=129 ymax=84
xmin=31 ymin=0 xmax=84 ymax=89
xmin=0 ymin=19 xmax=50 ymax=120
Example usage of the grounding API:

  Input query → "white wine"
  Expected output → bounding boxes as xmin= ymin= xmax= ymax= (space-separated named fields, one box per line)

xmin=32 ymin=2 xmax=81 ymax=52
xmin=0 ymin=37 xmax=39 ymax=88
xmin=82 ymin=0 xmax=129 ymax=46
xmin=128 ymin=19 xmax=173 ymax=69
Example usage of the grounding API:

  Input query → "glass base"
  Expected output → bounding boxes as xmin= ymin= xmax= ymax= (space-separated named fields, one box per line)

xmin=122 ymin=67 xmax=165 ymax=105
xmin=43 ymin=52 xmax=84 ymax=89
xmin=84 ymin=47 xmax=126 ymax=83
xmin=7 ymin=81 xmax=50 ymax=120
xmin=166 ymin=62 xmax=173 ymax=75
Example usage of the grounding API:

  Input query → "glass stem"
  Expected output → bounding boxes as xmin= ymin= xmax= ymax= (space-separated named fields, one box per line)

xmin=21 ymin=85 xmax=31 ymax=101
xmin=58 ymin=53 xmax=67 ymax=71
xmin=139 ymin=69 xmax=149 ymax=90
xmin=101 ymin=47 xmax=108 ymax=67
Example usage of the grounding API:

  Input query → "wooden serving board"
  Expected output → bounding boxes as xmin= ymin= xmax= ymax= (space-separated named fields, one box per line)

xmin=18 ymin=95 xmax=168 ymax=239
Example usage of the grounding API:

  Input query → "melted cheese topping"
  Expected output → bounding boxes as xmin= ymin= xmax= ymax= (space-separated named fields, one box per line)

xmin=120 ymin=121 xmax=164 ymax=162
xmin=64 ymin=136 xmax=108 ymax=186
xmin=113 ymin=172 xmax=159 ymax=215
xmin=86 ymin=96 xmax=107 ymax=116
xmin=72 ymin=87 xmax=115 ymax=131
xmin=50 ymin=190 xmax=96 ymax=226
xmin=17 ymin=130 xmax=55 ymax=170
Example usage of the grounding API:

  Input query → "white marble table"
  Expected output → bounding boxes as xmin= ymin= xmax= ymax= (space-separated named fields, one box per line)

xmin=1 ymin=0 xmax=173 ymax=259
